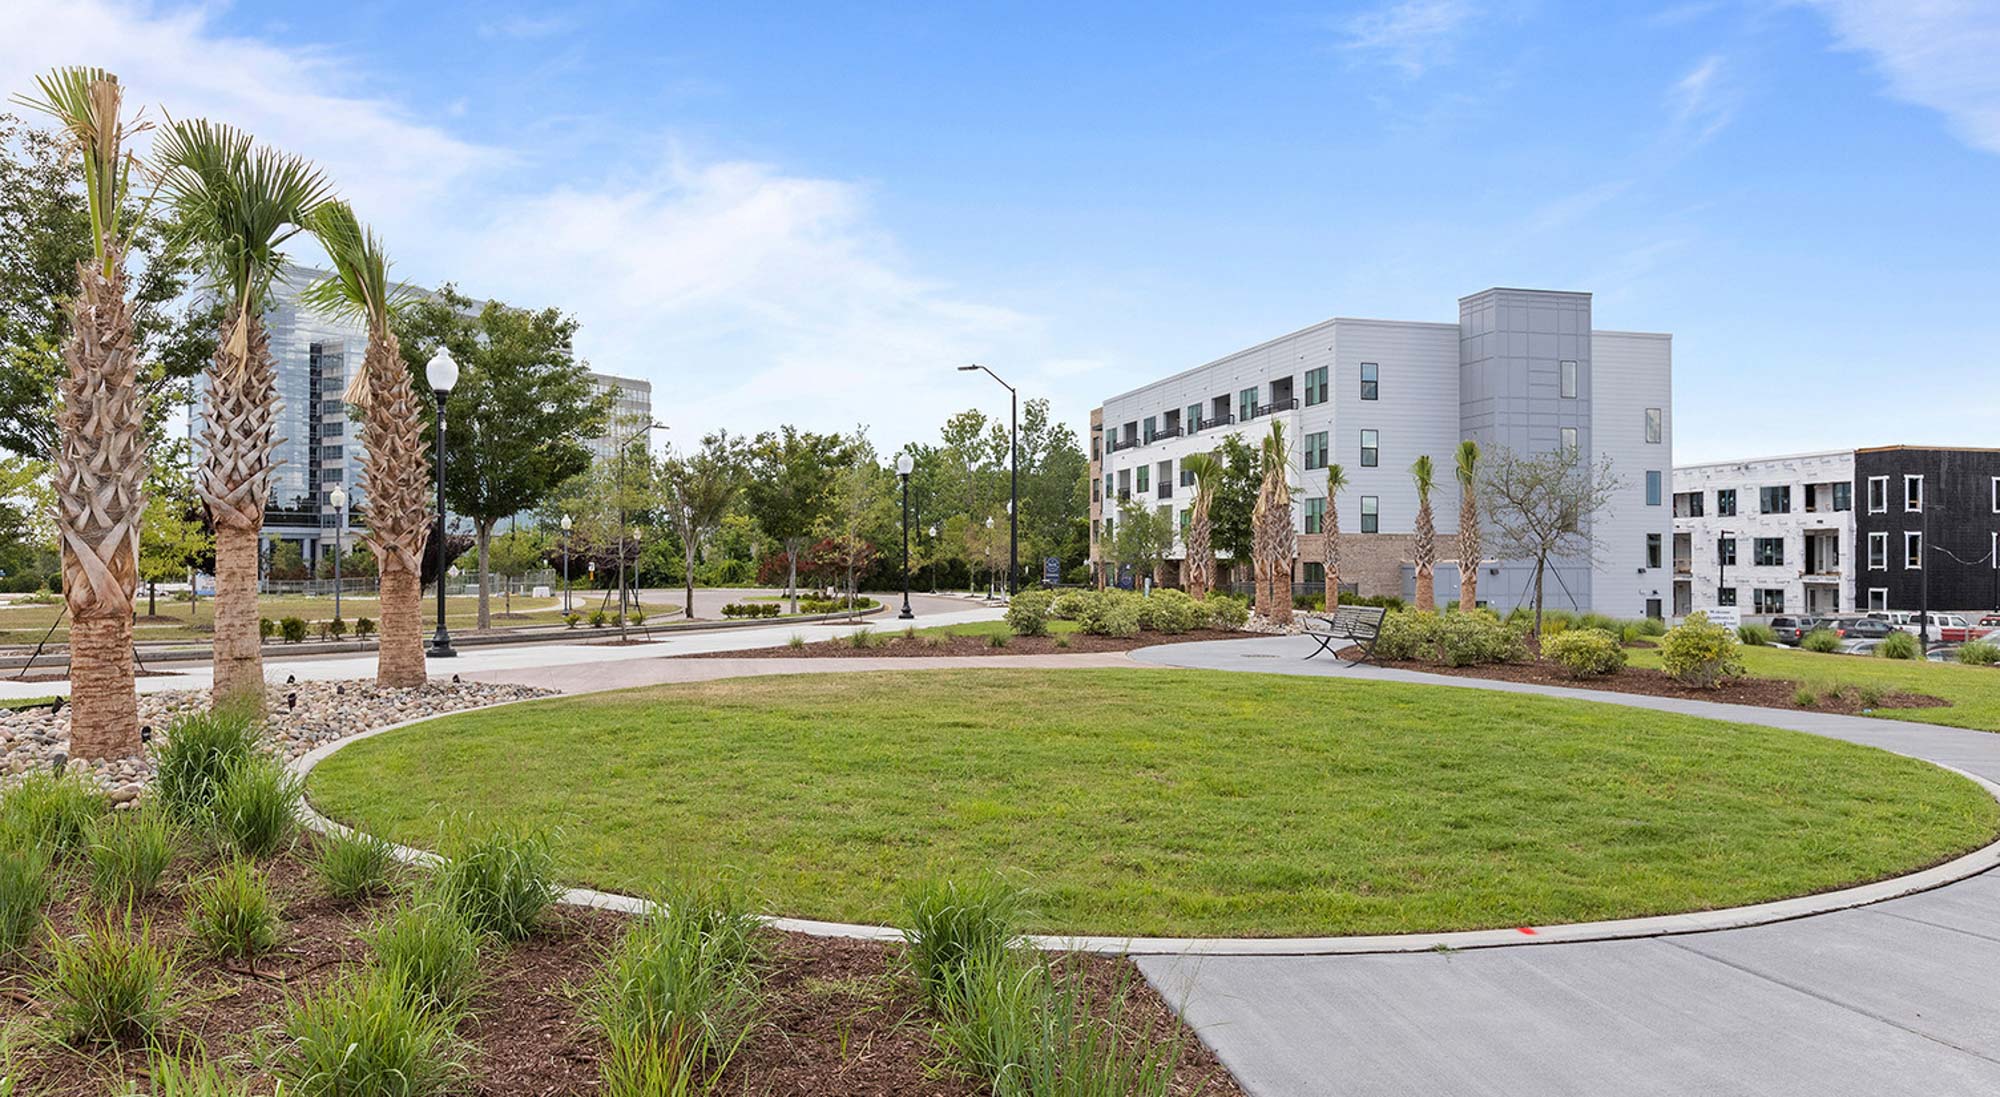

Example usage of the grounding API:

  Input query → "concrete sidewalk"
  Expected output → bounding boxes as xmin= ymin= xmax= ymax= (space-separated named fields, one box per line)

xmin=1130 ymin=636 xmax=2000 ymax=1096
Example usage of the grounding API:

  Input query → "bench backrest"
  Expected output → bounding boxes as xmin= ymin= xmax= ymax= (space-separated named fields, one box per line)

xmin=1328 ymin=604 xmax=1388 ymax=633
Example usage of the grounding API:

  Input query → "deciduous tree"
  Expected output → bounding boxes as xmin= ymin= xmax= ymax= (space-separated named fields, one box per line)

xmin=1481 ymin=446 xmax=1622 ymax=635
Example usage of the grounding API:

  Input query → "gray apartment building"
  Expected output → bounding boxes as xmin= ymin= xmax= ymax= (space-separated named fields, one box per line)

xmin=1087 ymin=287 xmax=1676 ymax=618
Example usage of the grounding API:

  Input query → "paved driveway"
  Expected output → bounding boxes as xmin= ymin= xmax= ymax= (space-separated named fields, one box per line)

xmin=1132 ymin=636 xmax=2000 ymax=1096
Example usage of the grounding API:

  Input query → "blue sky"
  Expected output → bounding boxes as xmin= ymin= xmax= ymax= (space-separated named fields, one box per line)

xmin=7 ymin=1 xmax=1998 ymax=461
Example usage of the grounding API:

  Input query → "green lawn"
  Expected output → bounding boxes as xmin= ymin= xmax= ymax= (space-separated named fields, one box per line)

xmin=0 ymin=593 xmax=688 ymax=644
xmin=306 ymin=668 xmax=1999 ymax=937
xmin=902 ymin=619 xmax=1081 ymax=640
xmin=1628 ymin=643 xmax=2000 ymax=732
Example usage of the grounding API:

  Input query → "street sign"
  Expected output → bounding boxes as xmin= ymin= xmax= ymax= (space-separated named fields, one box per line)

xmin=1043 ymin=556 xmax=1061 ymax=586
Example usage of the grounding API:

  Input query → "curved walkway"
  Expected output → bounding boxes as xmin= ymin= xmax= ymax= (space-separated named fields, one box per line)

xmin=1130 ymin=635 xmax=2000 ymax=1096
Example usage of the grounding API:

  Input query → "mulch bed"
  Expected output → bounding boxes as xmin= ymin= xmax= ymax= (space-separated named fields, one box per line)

xmin=4 ymin=834 xmax=1243 ymax=1096
xmin=1365 ymin=650 xmax=1950 ymax=716
xmin=682 ymin=628 xmax=1253 ymax=659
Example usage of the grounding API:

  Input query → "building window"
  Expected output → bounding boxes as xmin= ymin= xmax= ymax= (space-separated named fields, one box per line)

xmin=1092 ymin=480 xmax=1101 ymax=503
xmin=1753 ymin=537 xmax=1784 ymax=566
xmin=1304 ymin=431 xmax=1328 ymax=470
xmin=1717 ymin=489 xmax=1736 ymax=517
xmin=1717 ymin=587 xmax=1738 ymax=607
xmin=1305 ymin=367 xmax=1328 ymax=406
xmin=1561 ymin=427 xmax=1577 ymax=456
xmin=1833 ymin=482 xmax=1851 ymax=511
xmin=1180 ymin=463 xmax=1195 ymax=488
xmin=1186 ymin=403 xmax=1202 ymax=434
xmin=1136 ymin=465 xmax=1150 ymax=493
xmin=1239 ymin=387 xmax=1258 ymax=421
xmin=1157 ymin=460 xmax=1173 ymax=499
xmin=1674 ymin=491 xmax=1704 ymax=518
xmin=1719 ymin=537 xmax=1737 ymax=566
xmin=1645 ymin=408 xmax=1662 ymax=444
xmin=1754 ymin=588 xmax=1785 ymax=615
xmin=1305 ymin=496 xmax=1326 ymax=534
xmin=1360 ymin=362 xmax=1379 ymax=401
xmin=1867 ymin=531 xmax=1887 ymax=570
xmin=1560 ymin=359 xmax=1577 ymax=399
xmin=1868 ymin=587 xmax=1888 ymax=612
xmin=1303 ymin=562 xmax=1325 ymax=584
xmin=1867 ymin=475 xmax=1889 ymax=513
xmin=1091 ymin=436 xmax=1101 ymax=460
xmin=1645 ymin=533 xmax=1662 ymax=569
xmin=1143 ymin=415 xmax=1156 ymax=443
xmin=1904 ymin=474 xmax=1924 ymax=512
xmin=1117 ymin=469 xmax=1130 ymax=500
xmin=1759 ymin=485 xmax=1791 ymax=514
xmin=1360 ymin=495 xmax=1379 ymax=534
xmin=1646 ymin=471 xmax=1662 ymax=506
xmin=1905 ymin=531 xmax=1923 ymax=569
xmin=1360 ymin=430 xmax=1379 ymax=468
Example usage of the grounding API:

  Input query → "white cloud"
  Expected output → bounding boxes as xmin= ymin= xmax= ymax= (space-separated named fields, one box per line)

xmin=1337 ymin=0 xmax=1479 ymax=77
xmin=1666 ymin=54 xmax=1735 ymax=146
xmin=1797 ymin=0 xmax=2000 ymax=154
xmin=0 ymin=0 xmax=1072 ymax=450
xmin=477 ymin=14 xmax=572 ymax=40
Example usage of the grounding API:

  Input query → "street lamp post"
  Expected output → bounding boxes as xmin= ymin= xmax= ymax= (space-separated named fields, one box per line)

xmin=984 ymin=515 xmax=996 ymax=599
xmin=623 ymin=526 xmax=643 ymax=642
xmin=928 ymin=525 xmax=938 ymax=593
xmin=329 ymin=486 xmax=347 ymax=624
xmin=425 ymin=349 xmax=459 ymax=658
xmin=957 ymin=364 xmax=1018 ymax=596
xmin=560 ymin=514 xmax=573 ymax=614
xmin=897 ymin=453 xmax=915 ymax=619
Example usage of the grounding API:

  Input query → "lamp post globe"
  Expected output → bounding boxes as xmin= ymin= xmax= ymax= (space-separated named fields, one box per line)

xmin=896 ymin=453 xmax=915 ymax=620
xmin=329 ymin=486 xmax=348 ymax=623
xmin=426 ymin=349 xmax=459 ymax=658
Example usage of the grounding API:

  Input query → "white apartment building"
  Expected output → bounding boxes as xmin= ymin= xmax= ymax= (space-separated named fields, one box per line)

xmin=1087 ymin=287 xmax=1676 ymax=618
xmin=586 ymin=372 xmax=656 ymax=460
xmin=1670 ymin=451 xmax=1854 ymax=620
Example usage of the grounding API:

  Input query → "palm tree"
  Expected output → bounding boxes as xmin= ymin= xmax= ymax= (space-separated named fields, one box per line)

xmin=15 ymin=68 xmax=148 ymax=758
xmin=154 ymin=119 xmax=333 ymax=706
xmin=1180 ymin=452 xmax=1222 ymax=600
xmin=1252 ymin=422 xmax=1297 ymax=624
xmin=1454 ymin=440 xmax=1481 ymax=612
xmin=1323 ymin=463 xmax=1348 ymax=611
xmin=1411 ymin=454 xmax=1438 ymax=611
xmin=302 ymin=201 xmax=427 ymax=687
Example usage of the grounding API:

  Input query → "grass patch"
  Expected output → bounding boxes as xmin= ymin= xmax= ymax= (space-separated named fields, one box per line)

xmin=308 ymin=668 xmax=2000 ymax=937
xmin=1629 ymin=643 xmax=2000 ymax=731
xmin=905 ymin=619 xmax=1083 ymax=641
xmin=186 ymin=859 xmax=280 ymax=960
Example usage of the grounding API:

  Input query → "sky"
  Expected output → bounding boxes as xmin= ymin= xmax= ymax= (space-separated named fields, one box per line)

xmin=3 ymin=0 xmax=1997 ymax=463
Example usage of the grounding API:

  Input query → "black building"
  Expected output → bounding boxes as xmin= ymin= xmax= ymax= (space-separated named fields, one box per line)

xmin=1853 ymin=446 xmax=2000 ymax=614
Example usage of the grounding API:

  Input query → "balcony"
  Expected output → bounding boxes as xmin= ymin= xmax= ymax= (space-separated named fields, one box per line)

xmin=1149 ymin=425 xmax=1182 ymax=442
xmin=1108 ymin=436 xmax=1139 ymax=453
xmin=1256 ymin=397 xmax=1301 ymax=416
xmin=1673 ymin=558 xmax=1692 ymax=575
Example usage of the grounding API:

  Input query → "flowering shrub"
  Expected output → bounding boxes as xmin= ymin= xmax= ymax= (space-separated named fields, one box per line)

xmin=1005 ymin=589 xmax=1054 ymax=636
xmin=1544 ymin=628 xmax=1626 ymax=677
xmin=1659 ymin=611 xmax=1745 ymax=687
xmin=1137 ymin=589 xmax=1207 ymax=634
xmin=1375 ymin=611 xmax=1526 ymax=666
xmin=1205 ymin=593 xmax=1250 ymax=631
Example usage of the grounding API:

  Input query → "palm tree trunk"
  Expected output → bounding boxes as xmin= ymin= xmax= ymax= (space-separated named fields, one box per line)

xmin=377 ymin=564 xmax=424 ymax=686
xmin=1458 ymin=495 xmax=1480 ymax=613
xmin=56 ymin=251 xmax=146 ymax=757
xmin=211 ymin=524 xmax=264 ymax=703
xmin=1415 ymin=569 xmax=1434 ymax=611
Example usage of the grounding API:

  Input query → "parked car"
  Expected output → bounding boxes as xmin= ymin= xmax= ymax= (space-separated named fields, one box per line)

xmin=1769 ymin=616 xmax=1820 ymax=645
xmin=1839 ymin=617 xmax=1897 ymax=642
xmin=1921 ymin=613 xmax=1972 ymax=643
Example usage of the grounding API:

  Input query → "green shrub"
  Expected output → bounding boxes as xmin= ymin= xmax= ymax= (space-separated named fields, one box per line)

xmin=563 ymin=612 xmax=582 ymax=629
xmin=280 ymin=617 xmax=308 ymax=644
xmin=436 ymin=821 xmax=560 ymax=941
xmin=1859 ymin=684 xmax=1885 ymax=708
xmin=1137 ymin=589 xmax=1207 ymax=634
xmin=1204 ymin=593 xmax=1250 ymax=631
xmin=258 ymin=617 xmax=277 ymax=642
xmin=590 ymin=610 xmax=608 ymax=628
xmin=1737 ymin=623 xmax=1775 ymax=646
xmin=1876 ymin=630 xmax=1921 ymax=660
xmin=786 ymin=632 xmax=806 ymax=649
xmin=987 ymin=633 xmax=1009 ymax=649
xmin=1005 ymin=589 xmax=1054 ymax=636
xmin=937 ymin=951 xmax=1185 ymax=1097
xmin=592 ymin=884 xmax=762 ymax=1095
xmin=1635 ymin=616 xmax=1669 ymax=637
xmin=36 ymin=909 xmax=178 ymax=1045
xmin=280 ymin=968 xmax=463 ymax=1097
xmin=1049 ymin=590 xmax=1092 ymax=621
xmin=1958 ymin=640 xmax=2000 ymax=665
xmin=142 ymin=1047 xmax=255 ymax=1096
xmin=210 ymin=753 xmax=302 ymax=859
xmin=0 ymin=838 xmax=50 ymax=957
xmin=1801 ymin=628 xmax=1842 ymax=653
xmin=902 ymin=878 xmax=1020 ymax=1013
xmin=187 ymin=859 xmax=279 ymax=960
xmin=315 ymin=829 xmax=399 ymax=902
xmin=1793 ymin=685 xmax=1817 ymax=707
xmin=327 ymin=617 xmax=348 ymax=640
xmin=365 ymin=896 xmax=481 ymax=1016
xmin=151 ymin=704 xmax=260 ymax=825
xmin=1659 ymin=612 xmax=1746 ymax=688
xmin=0 ymin=770 xmax=105 ymax=857
xmin=1376 ymin=611 xmax=1525 ymax=666
xmin=354 ymin=617 xmax=377 ymax=640
xmin=86 ymin=805 xmax=176 ymax=904
xmin=1543 ymin=628 xmax=1626 ymax=677
xmin=1075 ymin=591 xmax=1143 ymax=637
xmin=848 ymin=627 xmax=878 ymax=649
xmin=1053 ymin=635 xmax=1071 ymax=649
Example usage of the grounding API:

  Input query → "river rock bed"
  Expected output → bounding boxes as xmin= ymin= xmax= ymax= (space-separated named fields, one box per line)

xmin=0 ymin=679 xmax=552 ymax=802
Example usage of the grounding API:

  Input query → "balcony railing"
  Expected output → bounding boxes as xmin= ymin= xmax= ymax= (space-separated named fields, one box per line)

xmin=1257 ymin=397 xmax=1301 ymax=416
xmin=1108 ymin=436 xmax=1139 ymax=452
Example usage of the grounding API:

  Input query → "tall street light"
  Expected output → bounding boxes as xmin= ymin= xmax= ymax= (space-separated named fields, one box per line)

xmin=426 ymin=349 xmax=459 ymax=658
xmin=624 ymin=526 xmax=644 ymax=643
xmin=560 ymin=514 xmax=573 ymax=614
xmin=957 ymin=364 xmax=1018 ymax=596
xmin=329 ymin=486 xmax=347 ymax=624
xmin=928 ymin=524 xmax=938 ymax=593
xmin=897 ymin=452 xmax=915 ymax=619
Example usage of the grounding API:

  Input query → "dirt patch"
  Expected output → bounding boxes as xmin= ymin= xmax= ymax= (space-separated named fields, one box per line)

xmin=681 ymin=628 xmax=1253 ymax=660
xmin=1364 ymin=650 xmax=1949 ymax=716
xmin=4 ymin=836 xmax=1243 ymax=1096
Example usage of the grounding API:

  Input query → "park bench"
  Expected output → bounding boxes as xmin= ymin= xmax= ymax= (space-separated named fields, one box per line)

xmin=1303 ymin=604 xmax=1388 ymax=666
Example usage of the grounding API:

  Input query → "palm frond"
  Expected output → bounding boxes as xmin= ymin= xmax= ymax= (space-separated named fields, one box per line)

xmin=300 ymin=200 xmax=410 ymax=328
xmin=13 ymin=66 xmax=150 ymax=269
xmin=151 ymin=116 xmax=335 ymax=309
xmin=1411 ymin=454 xmax=1435 ymax=498
xmin=1325 ymin=463 xmax=1348 ymax=493
xmin=1455 ymin=439 xmax=1480 ymax=486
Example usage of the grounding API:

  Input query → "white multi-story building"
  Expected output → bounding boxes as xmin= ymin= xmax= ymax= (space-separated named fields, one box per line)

xmin=1670 ymin=451 xmax=1854 ymax=620
xmin=585 ymin=372 xmax=655 ymax=459
xmin=1087 ymin=287 xmax=1676 ymax=618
